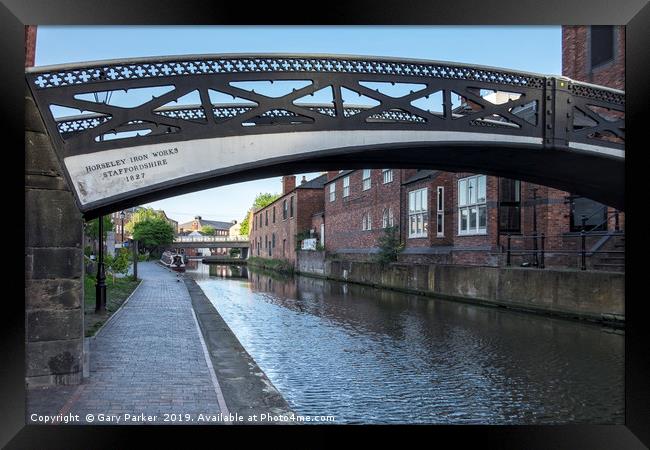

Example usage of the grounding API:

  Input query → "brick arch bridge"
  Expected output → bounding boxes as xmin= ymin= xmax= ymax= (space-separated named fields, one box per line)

xmin=24 ymin=54 xmax=624 ymax=386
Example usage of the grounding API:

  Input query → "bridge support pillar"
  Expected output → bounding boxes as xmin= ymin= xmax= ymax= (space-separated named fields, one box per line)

xmin=25 ymin=86 xmax=85 ymax=387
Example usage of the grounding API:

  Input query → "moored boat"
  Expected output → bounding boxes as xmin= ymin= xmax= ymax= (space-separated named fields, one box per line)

xmin=160 ymin=251 xmax=186 ymax=272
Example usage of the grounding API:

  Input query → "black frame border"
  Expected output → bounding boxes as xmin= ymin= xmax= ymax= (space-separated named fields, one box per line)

xmin=4 ymin=0 xmax=649 ymax=447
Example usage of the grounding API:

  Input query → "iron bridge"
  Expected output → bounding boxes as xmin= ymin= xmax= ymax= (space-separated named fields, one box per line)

xmin=25 ymin=54 xmax=625 ymax=216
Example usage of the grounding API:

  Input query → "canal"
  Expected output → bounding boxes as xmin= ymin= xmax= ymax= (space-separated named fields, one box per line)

xmin=186 ymin=261 xmax=624 ymax=424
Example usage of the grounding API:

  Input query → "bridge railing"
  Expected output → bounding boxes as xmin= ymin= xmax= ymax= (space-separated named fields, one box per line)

xmin=174 ymin=235 xmax=249 ymax=243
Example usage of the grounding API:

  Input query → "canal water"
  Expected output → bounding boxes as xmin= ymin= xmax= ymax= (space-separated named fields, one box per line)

xmin=186 ymin=261 xmax=624 ymax=424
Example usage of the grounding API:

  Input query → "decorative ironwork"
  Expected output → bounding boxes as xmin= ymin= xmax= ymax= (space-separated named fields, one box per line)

xmin=24 ymin=54 xmax=625 ymax=216
xmin=26 ymin=54 xmax=624 ymax=159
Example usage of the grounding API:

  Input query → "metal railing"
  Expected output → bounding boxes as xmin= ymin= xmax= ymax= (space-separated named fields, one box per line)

xmin=504 ymin=209 xmax=623 ymax=271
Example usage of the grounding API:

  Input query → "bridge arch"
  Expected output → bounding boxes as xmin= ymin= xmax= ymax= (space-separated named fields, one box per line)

xmin=26 ymin=54 xmax=624 ymax=216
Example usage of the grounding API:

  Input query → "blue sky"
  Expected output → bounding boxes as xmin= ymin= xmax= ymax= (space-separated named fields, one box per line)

xmin=35 ymin=26 xmax=561 ymax=225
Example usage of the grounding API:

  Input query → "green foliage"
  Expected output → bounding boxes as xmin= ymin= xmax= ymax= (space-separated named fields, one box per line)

xmin=110 ymin=248 xmax=131 ymax=276
xmin=253 ymin=192 xmax=280 ymax=209
xmin=199 ymin=225 xmax=216 ymax=236
xmin=294 ymin=229 xmax=312 ymax=251
xmin=239 ymin=211 xmax=250 ymax=236
xmin=315 ymin=242 xmax=325 ymax=251
xmin=124 ymin=208 xmax=167 ymax=235
xmin=84 ymin=246 xmax=93 ymax=257
xmin=248 ymin=256 xmax=294 ymax=274
xmin=132 ymin=217 xmax=175 ymax=254
xmin=85 ymin=216 xmax=114 ymax=240
xmin=229 ymin=248 xmax=241 ymax=257
xmin=375 ymin=226 xmax=404 ymax=266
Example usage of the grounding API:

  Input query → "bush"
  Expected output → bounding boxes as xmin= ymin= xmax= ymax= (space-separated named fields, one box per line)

xmin=375 ymin=226 xmax=404 ymax=266
xmin=248 ymin=256 xmax=294 ymax=274
xmin=84 ymin=246 xmax=93 ymax=257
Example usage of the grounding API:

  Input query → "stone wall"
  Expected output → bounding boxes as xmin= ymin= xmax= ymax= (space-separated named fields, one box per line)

xmin=297 ymin=254 xmax=624 ymax=324
xmin=296 ymin=250 xmax=326 ymax=275
xmin=25 ymin=85 xmax=85 ymax=387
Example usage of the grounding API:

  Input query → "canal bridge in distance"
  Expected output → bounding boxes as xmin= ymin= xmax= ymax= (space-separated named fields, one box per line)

xmin=25 ymin=54 xmax=624 ymax=388
xmin=166 ymin=235 xmax=250 ymax=259
xmin=169 ymin=235 xmax=250 ymax=249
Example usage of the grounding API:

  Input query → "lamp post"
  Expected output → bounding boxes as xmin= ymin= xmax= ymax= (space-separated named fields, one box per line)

xmin=95 ymin=215 xmax=107 ymax=313
xmin=530 ymin=187 xmax=539 ymax=267
xmin=120 ymin=210 xmax=126 ymax=245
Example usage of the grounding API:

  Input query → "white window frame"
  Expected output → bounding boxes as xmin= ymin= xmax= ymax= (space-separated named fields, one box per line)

xmin=458 ymin=175 xmax=487 ymax=235
xmin=436 ymin=186 xmax=444 ymax=237
xmin=382 ymin=169 xmax=393 ymax=184
xmin=362 ymin=212 xmax=372 ymax=231
xmin=408 ymin=188 xmax=428 ymax=238
xmin=343 ymin=176 xmax=350 ymax=197
xmin=362 ymin=169 xmax=372 ymax=191
xmin=329 ymin=183 xmax=336 ymax=202
xmin=382 ymin=207 xmax=395 ymax=228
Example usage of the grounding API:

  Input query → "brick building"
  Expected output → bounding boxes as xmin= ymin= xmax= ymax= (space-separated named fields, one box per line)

xmin=178 ymin=216 xmax=235 ymax=236
xmin=249 ymin=173 xmax=327 ymax=266
xmin=320 ymin=26 xmax=624 ymax=271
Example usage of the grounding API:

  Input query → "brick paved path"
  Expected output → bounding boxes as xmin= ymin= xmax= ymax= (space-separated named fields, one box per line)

xmin=29 ymin=262 xmax=226 ymax=425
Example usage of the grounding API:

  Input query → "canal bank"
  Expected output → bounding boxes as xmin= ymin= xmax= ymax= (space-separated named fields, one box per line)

xmin=182 ymin=275 xmax=295 ymax=421
xmin=295 ymin=251 xmax=624 ymax=327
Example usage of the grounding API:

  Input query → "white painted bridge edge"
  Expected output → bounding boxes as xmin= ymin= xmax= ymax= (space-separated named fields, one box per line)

xmin=63 ymin=129 xmax=622 ymax=206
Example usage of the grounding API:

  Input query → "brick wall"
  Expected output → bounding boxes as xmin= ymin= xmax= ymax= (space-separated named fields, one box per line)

xmin=25 ymin=25 xmax=37 ymax=68
xmin=250 ymin=184 xmax=324 ymax=266
xmin=562 ymin=26 xmax=625 ymax=90
xmin=324 ymin=169 xmax=402 ymax=256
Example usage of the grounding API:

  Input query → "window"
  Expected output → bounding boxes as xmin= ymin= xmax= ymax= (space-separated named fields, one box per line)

xmin=362 ymin=169 xmax=371 ymax=190
xmin=569 ymin=196 xmax=607 ymax=232
xmin=408 ymin=188 xmax=428 ymax=238
xmin=343 ymin=176 xmax=350 ymax=197
xmin=498 ymin=178 xmax=521 ymax=233
xmin=382 ymin=208 xmax=394 ymax=228
xmin=436 ymin=186 xmax=444 ymax=237
xmin=283 ymin=200 xmax=288 ymax=220
xmin=382 ymin=169 xmax=393 ymax=184
xmin=458 ymin=175 xmax=487 ymax=235
xmin=329 ymin=183 xmax=336 ymax=202
xmin=362 ymin=212 xmax=372 ymax=231
xmin=290 ymin=196 xmax=294 ymax=217
xmin=591 ymin=25 xmax=615 ymax=69
xmin=265 ymin=210 xmax=268 ymax=226
xmin=273 ymin=206 xmax=276 ymax=223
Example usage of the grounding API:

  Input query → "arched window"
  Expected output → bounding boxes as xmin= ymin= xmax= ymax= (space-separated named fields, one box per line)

xmin=382 ymin=208 xmax=389 ymax=228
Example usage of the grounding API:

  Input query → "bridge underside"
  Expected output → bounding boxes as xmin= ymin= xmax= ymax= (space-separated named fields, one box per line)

xmin=83 ymin=139 xmax=623 ymax=218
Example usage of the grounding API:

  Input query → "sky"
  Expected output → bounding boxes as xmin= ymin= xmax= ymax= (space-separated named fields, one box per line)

xmin=35 ymin=26 xmax=562 ymax=225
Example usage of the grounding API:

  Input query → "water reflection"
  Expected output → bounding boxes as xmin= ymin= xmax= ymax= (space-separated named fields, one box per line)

xmin=190 ymin=263 xmax=624 ymax=424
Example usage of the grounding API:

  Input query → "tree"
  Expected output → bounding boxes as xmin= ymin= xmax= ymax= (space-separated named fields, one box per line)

xmin=239 ymin=211 xmax=250 ymax=236
xmin=375 ymin=226 xmax=404 ymax=266
xmin=85 ymin=216 xmax=114 ymax=240
xmin=107 ymin=248 xmax=130 ymax=283
xmin=85 ymin=216 xmax=114 ymax=254
xmin=199 ymin=225 xmax=216 ymax=236
xmin=124 ymin=208 xmax=168 ymax=235
xmin=253 ymin=192 xmax=280 ymax=209
xmin=132 ymin=217 xmax=175 ymax=256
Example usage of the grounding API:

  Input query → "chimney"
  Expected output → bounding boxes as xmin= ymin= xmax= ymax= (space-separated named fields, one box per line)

xmin=301 ymin=176 xmax=307 ymax=184
xmin=327 ymin=171 xmax=339 ymax=181
xmin=282 ymin=175 xmax=296 ymax=195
